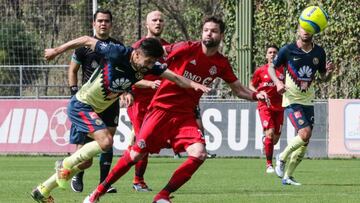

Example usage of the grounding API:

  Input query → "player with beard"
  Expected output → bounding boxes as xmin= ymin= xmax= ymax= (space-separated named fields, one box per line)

xmin=83 ymin=16 xmax=267 ymax=203
xmin=269 ymin=25 xmax=334 ymax=185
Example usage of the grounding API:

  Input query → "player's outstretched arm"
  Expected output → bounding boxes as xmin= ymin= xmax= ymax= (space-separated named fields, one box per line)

xmin=44 ymin=36 xmax=98 ymax=61
xmin=160 ymin=69 xmax=210 ymax=93
xmin=268 ymin=63 xmax=286 ymax=94
xmin=229 ymin=80 xmax=267 ymax=101
xmin=134 ymin=79 xmax=161 ymax=89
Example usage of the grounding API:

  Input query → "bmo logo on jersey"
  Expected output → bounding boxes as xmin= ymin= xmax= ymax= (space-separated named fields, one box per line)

xmin=183 ymin=70 xmax=213 ymax=86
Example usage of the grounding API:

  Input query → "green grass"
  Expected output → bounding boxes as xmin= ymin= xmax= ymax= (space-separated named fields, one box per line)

xmin=0 ymin=156 xmax=359 ymax=203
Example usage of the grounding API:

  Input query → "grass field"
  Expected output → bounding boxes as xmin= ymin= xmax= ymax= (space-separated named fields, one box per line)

xmin=0 ymin=156 xmax=359 ymax=203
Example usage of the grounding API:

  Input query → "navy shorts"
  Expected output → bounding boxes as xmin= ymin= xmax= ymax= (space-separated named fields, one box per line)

xmin=69 ymin=96 xmax=119 ymax=145
xmin=285 ymin=104 xmax=314 ymax=131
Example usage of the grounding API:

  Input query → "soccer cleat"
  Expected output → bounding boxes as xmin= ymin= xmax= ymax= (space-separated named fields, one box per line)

xmin=153 ymin=194 xmax=172 ymax=203
xmin=173 ymin=153 xmax=181 ymax=159
xmin=106 ymin=186 xmax=117 ymax=193
xmin=30 ymin=188 xmax=54 ymax=203
xmin=71 ymin=175 xmax=84 ymax=192
xmin=55 ymin=160 xmax=71 ymax=189
xmin=275 ymin=154 xmax=285 ymax=178
xmin=207 ymin=152 xmax=217 ymax=158
xmin=133 ymin=182 xmax=152 ymax=192
xmin=83 ymin=190 xmax=101 ymax=203
xmin=266 ymin=164 xmax=275 ymax=173
xmin=282 ymin=176 xmax=302 ymax=186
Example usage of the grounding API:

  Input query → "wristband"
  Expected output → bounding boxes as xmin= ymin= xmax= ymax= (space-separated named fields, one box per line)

xmin=251 ymin=92 xmax=258 ymax=101
xmin=70 ymin=85 xmax=79 ymax=96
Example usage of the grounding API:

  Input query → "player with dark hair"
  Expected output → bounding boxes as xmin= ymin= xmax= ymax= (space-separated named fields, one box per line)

xmin=269 ymin=25 xmax=334 ymax=185
xmin=68 ymin=9 xmax=121 ymax=194
xmin=250 ymin=44 xmax=284 ymax=173
xmin=30 ymin=35 xmax=209 ymax=203
xmin=83 ymin=16 xmax=267 ymax=203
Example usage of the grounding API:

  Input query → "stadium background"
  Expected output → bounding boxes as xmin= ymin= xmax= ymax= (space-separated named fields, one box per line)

xmin=0 ymin=0 xmax=359 ymax=158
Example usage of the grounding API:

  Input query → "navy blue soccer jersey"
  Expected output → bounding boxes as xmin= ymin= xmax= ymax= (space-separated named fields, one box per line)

xmin=76 ymin=41 xmax=167 ymax=113
xmin=273 ymin=43 xmax=326 ymax=106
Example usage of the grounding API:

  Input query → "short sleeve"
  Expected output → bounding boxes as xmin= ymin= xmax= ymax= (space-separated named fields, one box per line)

xmin=251 ymin=68 xmax=261 ymax=88
xmin=220 ymin=60 xmax=238 ymax=84
xmin=95 ymin=41 xmax=132 ymax=62
xmin=273 ymin=45 xmax=288 ymax=68
xmin=71 ymin=47 xmax=85 ymax=65
xmin=317 ymin=47 xmax=326 ymax=74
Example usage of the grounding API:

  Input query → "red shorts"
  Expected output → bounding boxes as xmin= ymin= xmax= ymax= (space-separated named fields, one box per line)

xmin=132 ymin=107 xmax=205 ymax=154
xmin=127 ymin=101 xmax=148 ymax=135
xmin=258 ymin=107 xmax=284 ymax=134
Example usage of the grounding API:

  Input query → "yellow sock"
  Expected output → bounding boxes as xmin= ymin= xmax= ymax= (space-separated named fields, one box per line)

xmin=280 ymin=136 xmax=306 ymax=161
xmin=285 ymin=145 xmax=307 ymax=178
xmin=63 ymin=141 xmax=104 ymax=169
xmin=38 ymin=174 xmax=57 ymax=197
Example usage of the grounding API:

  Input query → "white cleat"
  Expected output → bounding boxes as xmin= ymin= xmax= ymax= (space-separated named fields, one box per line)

xmin=275 ymin=154 xmax=285 ymax=178
xmin=266 ymin=165 xmax=275 ymax=173
xmin=282 ymin=176 xmax=301 ymax=186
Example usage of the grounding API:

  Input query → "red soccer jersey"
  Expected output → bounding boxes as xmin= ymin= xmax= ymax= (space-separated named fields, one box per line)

xmin=130 ymin=38 xmax=170 ymax=103
xmin=251 ymin=63 xmax=284 ymax=111
xmin=149 ymin=41 xmax=238 ymax=113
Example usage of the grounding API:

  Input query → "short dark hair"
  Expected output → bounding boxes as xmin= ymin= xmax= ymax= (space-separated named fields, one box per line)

xmin=138 ymin=38 xmax=164 ymax=58
xmin=202 ymin=16 xmax=225 ymax=33
xmin=266 ymin=44 xmax=279 ymax=51
xmin=93 ymin=9 xmax=112 ymax=22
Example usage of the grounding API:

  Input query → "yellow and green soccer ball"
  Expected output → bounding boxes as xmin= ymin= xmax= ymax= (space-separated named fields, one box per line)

xmin=298 ymin=6 xmax=329 ymax=34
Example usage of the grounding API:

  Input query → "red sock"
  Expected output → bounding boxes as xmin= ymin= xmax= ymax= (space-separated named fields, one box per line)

xmin=158 ymin=156 xmax=204 ymax=198
xmin=264 ymin=136 xmax=274 ymax=165
xmin=134 ymin=153 xmax=148 ymax=183
xmin=97 ymin=150 xmax=135 ymax=194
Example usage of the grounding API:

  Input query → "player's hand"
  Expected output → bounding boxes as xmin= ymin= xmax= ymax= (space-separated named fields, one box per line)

xmin=44 ymin=48 xmax=58 ymax=61
xmin=192 ymin=83 xmax=211 ymax=93
xmin=119 ymin=92 xmax=134 ymax=108
xmin=326 ymin=61 xmax=335 ymax=73
xmin=151 ymin=80 xmax=161 ymax=90
xmin=255 ymin=91 xmax=268 ymax=101
xmin=275 ymin=81 xmax=287 ymax=94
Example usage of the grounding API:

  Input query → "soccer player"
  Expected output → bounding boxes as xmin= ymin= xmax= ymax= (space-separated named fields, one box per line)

xmin=68 ymin=9 xmax=120 ymax=194
xmin=250 ymin=45 xmax=284 ymax=173
xmin=269 ymin=25 xmax=334 ymax=185
xmin=30 ymin=35 xmax=209 ymax=203
xmin=83 ymin=16 xmax=267 ymax=203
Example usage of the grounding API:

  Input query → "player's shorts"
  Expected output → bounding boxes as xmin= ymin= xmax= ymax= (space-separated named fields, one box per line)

xmin=285 ymin=104 xmax=314 ymax=131
xmin=258 ymin=106 xmax=284 ymax=134
xmin=132 ymin=107 xmax=205 ymax=154
xmin=68 ymin=96 xmax=119 ymax=144
xmin=127 ymin=100 xmax=148 ymax=135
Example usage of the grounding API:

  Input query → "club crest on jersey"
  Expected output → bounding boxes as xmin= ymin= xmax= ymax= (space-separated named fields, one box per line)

xmin=91 ymin=60 xmax=100 ymax=69
xmin=112 ymin=78 xmax=131 ymax=91
xmin=137 ymin=139 xmax=146 ymax=149
xmin=298 ymin=119 xmax=304 ymax=125
xmin=209 ymin=66 xmax=217 ymax=75
xmin=135 ymin=72 xmax=144 ymax=80
xmin=313 ymin=57 xmax=319 ymax=65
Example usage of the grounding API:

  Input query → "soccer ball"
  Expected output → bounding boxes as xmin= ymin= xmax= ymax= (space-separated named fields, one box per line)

xmin=298 ymin=6 xmax=329 ymax=34
xmin=49 ymin=107 xmax=71 ymax=146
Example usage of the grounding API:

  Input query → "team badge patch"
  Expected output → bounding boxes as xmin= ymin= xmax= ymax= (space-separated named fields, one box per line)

xmin=298 ymin=119 xmax=304 ymax=125
xmin=313 ymin=57 xmax=319 ymax=65
xmin=279 ymin=73 xmax=284 ymax=80
xmin=263 ymin=120 xmax=269 ymax=127
xmin=89 ymin=112 xmax=100 ymax=119
xmin=137 ymin=139 xmax=146 ymax=149
xmin=209 ymin=66 xmax=217 ymax=75
xmin=95 ymin=119 xmax=103 ymax=126
xmin=294 ymin=111 xmax=302 ymax=119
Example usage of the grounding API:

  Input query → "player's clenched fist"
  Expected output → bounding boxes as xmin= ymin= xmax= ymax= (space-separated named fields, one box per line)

xmin=44 ymin=48 xmax=58 ymax=61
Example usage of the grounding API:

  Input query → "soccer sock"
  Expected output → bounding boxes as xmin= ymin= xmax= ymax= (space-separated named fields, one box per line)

xmin=38 ymin=165 xmax=82 ymax=197
xmin=99 ymin=148 xmax=113 ymax=183
xmin=97 ymin=150 xmax=136 ymax=195
xmin=279 ymin=136 xmax=306 ymax=161
xmin=285 ymin=145 xmax=307 ymax=178
xmin=133 ymin=153 xmax=149 ymax=184
xmin=158 ymin=156 xmax=204 ymax=197
xmin=264 ymin=136 xmax=274 ymax=165
xmin=63 ymin=141 xmax=104 ymax=169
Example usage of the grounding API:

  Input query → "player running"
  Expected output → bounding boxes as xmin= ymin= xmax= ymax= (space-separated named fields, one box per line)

xmin=83 ymin=16 xmax=267 ymax=203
